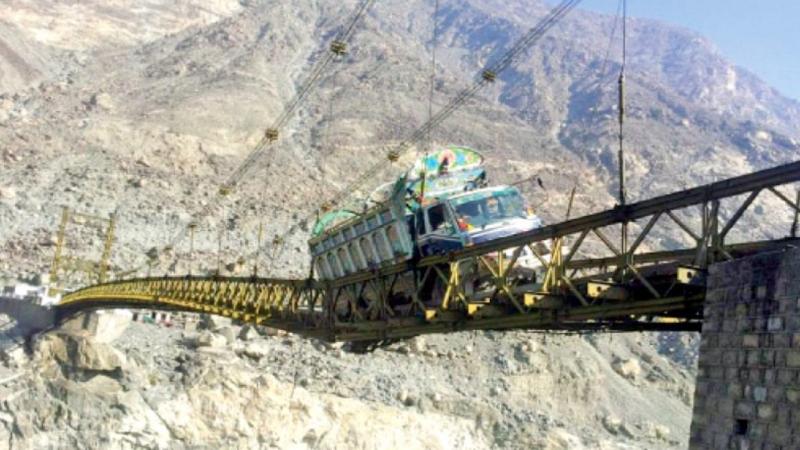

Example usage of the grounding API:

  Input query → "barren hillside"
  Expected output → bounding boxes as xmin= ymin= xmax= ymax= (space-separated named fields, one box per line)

xmin=0 ymin=1 xmax=797 ymax=448
xmin=0 ymin=0 xmax=797 ymax=281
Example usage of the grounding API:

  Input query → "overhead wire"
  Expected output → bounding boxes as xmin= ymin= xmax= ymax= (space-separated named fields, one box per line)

xmin=598 ymin=0 xmax=624 ymax=84
xmin=320 ymin=0 xmax=584 ymax=208
xmin=221 ymin=0 xmax=376 ymax=191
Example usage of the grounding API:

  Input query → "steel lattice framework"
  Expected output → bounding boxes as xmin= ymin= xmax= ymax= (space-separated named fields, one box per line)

xmin=58 ymin=161 xmax=800 ymax=342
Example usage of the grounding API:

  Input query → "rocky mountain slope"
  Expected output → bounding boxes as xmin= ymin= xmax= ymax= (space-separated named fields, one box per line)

xmin=1 ymin=0 xmax=797 ymax=281
xmin=0 ymin=1 xmax=797 ymax=448
xmin=0 ymin=314 xmax=692 ymax=449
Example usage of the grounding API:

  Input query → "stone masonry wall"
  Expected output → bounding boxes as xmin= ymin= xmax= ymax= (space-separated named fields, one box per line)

xmin=690 ymin=247 xmax=800 ymax=449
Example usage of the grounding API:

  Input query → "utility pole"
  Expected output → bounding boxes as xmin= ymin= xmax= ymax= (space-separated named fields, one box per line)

xmin=617 ymin=0 xmax=627 ymax=208
xmin=617 ymin=0 xmax=629 ymax=280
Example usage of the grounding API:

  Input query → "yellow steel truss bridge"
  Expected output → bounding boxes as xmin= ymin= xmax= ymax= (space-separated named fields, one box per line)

xmin=58 ymin=161 xmax=800 ymax=343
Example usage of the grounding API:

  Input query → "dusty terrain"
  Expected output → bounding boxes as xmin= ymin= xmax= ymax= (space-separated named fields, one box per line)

xmin=1 ymin=0 xmax=798 ymax=283
xmin=0 ymin=0 xmax=798 ymax=448
xmin=0 ymin=315 xmax=695 ymax=449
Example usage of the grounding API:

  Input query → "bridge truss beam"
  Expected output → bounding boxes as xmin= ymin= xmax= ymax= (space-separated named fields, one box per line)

xmin=59 ymin=161 xmax=800 ymax=342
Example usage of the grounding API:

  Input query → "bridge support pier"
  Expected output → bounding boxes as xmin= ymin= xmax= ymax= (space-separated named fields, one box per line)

xmin=690 ymin=246 xmax=800 ymax=449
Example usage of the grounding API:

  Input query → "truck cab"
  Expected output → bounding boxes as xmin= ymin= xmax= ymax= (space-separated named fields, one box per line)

xmin=413 ymin=185 xmax=543 ymax=258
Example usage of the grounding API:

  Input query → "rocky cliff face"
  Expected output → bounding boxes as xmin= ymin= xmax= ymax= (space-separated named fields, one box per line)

xmin=0 ymin=0 xmax=797 ymax=281
xmin=0 ymin=316 xmax=693 ymax=449
xmin=0 ymin=1 xmax=794 ymax=447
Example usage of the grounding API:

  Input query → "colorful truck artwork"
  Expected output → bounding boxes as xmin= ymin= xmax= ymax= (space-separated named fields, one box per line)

xmin=308 ymin=145 xmax=556 ymax=318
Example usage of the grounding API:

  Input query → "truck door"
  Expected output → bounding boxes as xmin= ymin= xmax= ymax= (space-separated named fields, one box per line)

xmin=418 ymin=203 xmax=463 ymax=256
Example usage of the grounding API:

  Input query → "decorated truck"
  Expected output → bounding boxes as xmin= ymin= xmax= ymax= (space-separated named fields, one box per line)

xmin=308 ymin=146 xmax=553 ymax=315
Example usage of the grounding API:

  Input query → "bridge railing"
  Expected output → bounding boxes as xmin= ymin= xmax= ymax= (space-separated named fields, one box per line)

xmin=321 ymin=161 xmax=800 ymax=338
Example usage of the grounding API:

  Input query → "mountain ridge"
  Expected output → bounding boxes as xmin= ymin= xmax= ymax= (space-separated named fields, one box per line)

xmin=0 ymin=0 xmax=797 ymax=278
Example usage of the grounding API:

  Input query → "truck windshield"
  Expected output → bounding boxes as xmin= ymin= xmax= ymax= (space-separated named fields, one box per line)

xmin=451 ymin=188 xmax=526 ymax=229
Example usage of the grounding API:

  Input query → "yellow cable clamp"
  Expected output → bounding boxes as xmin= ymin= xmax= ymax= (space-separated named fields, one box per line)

xmin=265 ymin=128 xmax=279 ymax=142
xmin=330 ymin=40 xmax=348 ymax=55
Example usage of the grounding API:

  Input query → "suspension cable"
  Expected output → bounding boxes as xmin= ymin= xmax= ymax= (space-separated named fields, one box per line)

xmin=599 ymin=0 xmax=624 ymax=83
xmin=426 ymin=0 xmax=440 ymax=149
xmin=420 ymin=0 xmax=440 ymax=201
xmin=140 ymin=0 xmax=376 ymax=275
xmin=323 ymin=0 xmax=584 ymax=212
xmin=249 ymin=0 xmax=585 ymax=266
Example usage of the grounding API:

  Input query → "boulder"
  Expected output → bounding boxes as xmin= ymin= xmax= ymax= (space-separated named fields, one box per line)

xmin=612 ymin=358 xmax=642 ymax=380
xmin=238 ymin=325 xmax=260 ymax=341
xmin=653 ymin=425 xmax=669 ymax=441
xmin=409 ymin=336 xmax=426 ymax=353
xmin=59 ymin=311 xmax=131 ymax=343
xmin=145 ymin=247 xmax=159 ymax=260
xmin=602 ymin=415 xmax=622 ymax=434
xmin=217 ymin=326 xmax=237 ymax=345
xmin=195 ymin=331 xmax=226 ymax=348
xmin=396 ymin=389 xmax=409 ymax=404
xmin=514 ymin=343 xmax=533 ymax=364
xmin=1 ymin=346 xmax=27 ymax=367
xmin=72 ymin=337 xmax=127 ymax=372
xmin=89 ymin=92 xmax=114 ymax=110
xmin=0 ymin=186 xmax=16 ymax=203
xmin=92 ymin=312 xmax=132 ymax=343
xmin=81 ymin=374 xmax=123 ymax=397
xmin=241 ymin=342 xmax=269 ymax=360
xmin=37 ymin=333 xmax=126 ymax=373
xmin=198 ymin=314 xmax=231 ymax=331
xmin=261 ymin=326 xmax=284 ymax=337
xmin=0 ymin=345 xmax=28 ymax=367
xmin=38 ymin=235 xmax=57 ymax=246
